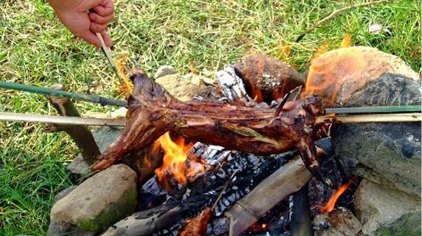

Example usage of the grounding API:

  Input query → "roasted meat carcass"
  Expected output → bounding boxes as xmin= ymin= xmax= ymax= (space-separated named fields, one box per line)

xmin=92 ymin=70 xmax=332 ymax=185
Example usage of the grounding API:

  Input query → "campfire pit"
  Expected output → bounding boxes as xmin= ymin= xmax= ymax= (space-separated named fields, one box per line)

xmin=48 ymin=47 xmax=421 ymax=236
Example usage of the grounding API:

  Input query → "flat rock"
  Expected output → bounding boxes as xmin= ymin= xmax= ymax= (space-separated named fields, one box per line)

xmin=354 ymin=180 xmax=421 ymax=236
xmin=154 ymin=65 xmax=177 ymax=79
xmin=155 ymin=74 xmax=209 ymax=101
xmin=51 ymin=164 xmax=137 ymax=232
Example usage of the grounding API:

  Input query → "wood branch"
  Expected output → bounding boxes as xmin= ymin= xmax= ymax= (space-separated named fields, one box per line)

xmin=295 ymin=0 xmax=392 ymax=42
xmin=225 ymin=156 xmax=312 ymax=236
xmin=46 ymin=84 xmax=100 ymax=165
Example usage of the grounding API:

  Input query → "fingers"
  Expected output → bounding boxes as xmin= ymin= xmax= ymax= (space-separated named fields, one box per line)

xmin=90 ymin=22 xmax=108 ymax=33
xmin=89 ymin=11 xmax=115 ymax=24
xmin=92 ymin=2 xmax=114 ymax=17
xmin=79 ymin=31 xmax=102 ymax=48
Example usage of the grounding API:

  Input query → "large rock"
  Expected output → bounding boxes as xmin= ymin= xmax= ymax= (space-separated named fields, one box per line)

xmin=333 ymin=73 xmax=421 ymax=196
xmin=155 ymin=73 xmax=210 ymax=101
xmin=305 ymin=46 xmax=419 ymax=105
xmin=234 ymin=55 xmax=305 ymax=103
xmin=51 ymin=164 xmax=137 ymax=232
xmin=48 ymin=186 xmax=96 ymax=236
xmin=354 ymin=180 xmax=421 ymax=235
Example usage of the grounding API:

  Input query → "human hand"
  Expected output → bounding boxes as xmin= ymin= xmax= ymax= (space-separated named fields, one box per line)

xmin=48 ymin=0 xmax=114 ymax=47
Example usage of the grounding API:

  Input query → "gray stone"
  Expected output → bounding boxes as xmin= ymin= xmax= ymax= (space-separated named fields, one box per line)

xmin=354 ymin=180 xmax=421 ymax=236
xmin=67 ymin=127 xmax=123 ymax=175
xmin=375 ymin=212 xmax=422 ymax=236
xmin=51 ymin=164 xmax=137 ymax=232
xmin=67 ymin=154 xmax=91 ymax=176
xmin=54 ymin=186 xmax=77 ymax=203
xmin=346 ymin=73 xmax=421 ymax=106
xmin=48 ymin=186 xmax=94 ymax=236
xmin=334 ymin=122 xmax=421 ymax=196
xmin=91 ymin=126 xmax=123 ymax=152
xmin=155 ymin=74 xmax=209 ymax=101
xmin=305 ymin=47 xmax=419 ymax=105
xmin=154 ymin=65 xmax=177 ymax=79
xmin=314 ymin=208 xmax=362 ymax=236
xmin=333 ymin=73 xmax=421 ymax=196
xmin=47 ymin=220 xmax=95 ymax=236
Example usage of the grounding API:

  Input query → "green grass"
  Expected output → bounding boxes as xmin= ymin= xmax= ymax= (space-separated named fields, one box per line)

xmin=0 ymin=0 xmax=420 ymax=234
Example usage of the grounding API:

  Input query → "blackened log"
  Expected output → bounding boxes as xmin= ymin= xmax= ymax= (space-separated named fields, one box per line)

xmin=290 ymin=183 xmax=312 ymax=236
xmin=46 ymin=84 xmax=100 ymax=165
xmin=101 ymin=195 xmax=210 ymax=236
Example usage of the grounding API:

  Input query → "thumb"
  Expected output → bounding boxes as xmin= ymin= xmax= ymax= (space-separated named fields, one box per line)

xmin=78 ymin=31 xmax=102 ymax=47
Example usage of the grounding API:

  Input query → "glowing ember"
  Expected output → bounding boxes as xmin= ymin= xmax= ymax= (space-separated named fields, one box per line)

xmin=252 ymin=85 xmax=264 ymax=103
xmin=319 ymin=181 xmax=352 ymax=213
xmin=154 ymin=132 xmax=205 ymax=187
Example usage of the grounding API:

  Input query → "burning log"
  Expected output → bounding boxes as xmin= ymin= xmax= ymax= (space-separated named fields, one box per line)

xmin=93 ymin=70 xmax=331 ymax=185
xmin=102 ymin=145 xmax=291 ymax=236
xmin=100 ymin=195 xmax=210 ymax=236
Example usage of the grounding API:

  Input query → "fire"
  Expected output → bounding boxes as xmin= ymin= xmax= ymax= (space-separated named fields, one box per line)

xmin=154 ymin=132 xmax=205 ymax=187
xmin=252 ymin=85 xmax=264 ymax=103
xmin=319 ymin=181 xmax=352 ymax=213
xmin=303 ymin=46 xmax=395 ymax=105
xmin=303 ymin=47 xmax=367 ymax=105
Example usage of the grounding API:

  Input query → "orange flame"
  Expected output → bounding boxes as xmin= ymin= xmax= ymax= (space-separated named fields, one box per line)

xmin=154 ymin=132 xmax=205 ymax=186
xmin=252 ymin=85 xmax=264 ymax=103
xmin=319 ymin=181 xmax=352 ymax=213
xmin=303 ymin=47 xmax=368 ymax=105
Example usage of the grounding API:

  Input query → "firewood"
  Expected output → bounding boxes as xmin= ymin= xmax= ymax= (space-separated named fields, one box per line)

xmin=225 ymin=156 xmax=312 ymax=236
xmin=290 ymin=183 xmax=312 ymax=236
xmin=101 ymin=195 xmax=209 ymax=236
xmin=92 ymin=70 xmax=329 ymax=185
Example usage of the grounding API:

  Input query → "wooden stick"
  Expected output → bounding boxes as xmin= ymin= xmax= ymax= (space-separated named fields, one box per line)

xmin=0 ymin=112 xmax=125 ymax=126
xmin=295 ymin=0 xmax=392 ymax=42
xmin=317 ymin=113 xmax=422 ymax=124
xmin=0 ymin=112 xmax=418 ymax=127
xmin=225 ymin=156 xmax=312 ymax=236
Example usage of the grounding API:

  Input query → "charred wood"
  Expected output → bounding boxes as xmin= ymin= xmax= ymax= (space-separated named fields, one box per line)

xmin=101 ymin=194 xmax=210 ymax=236
xmin=290 ymin=183 xmax=312 ymax=236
